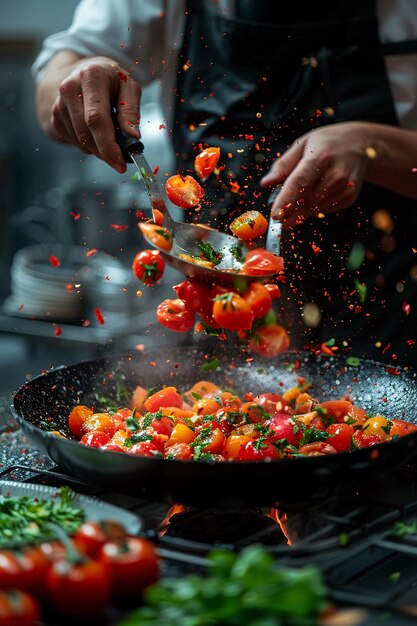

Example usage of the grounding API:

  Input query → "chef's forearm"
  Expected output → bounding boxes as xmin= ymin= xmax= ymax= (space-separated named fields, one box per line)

xmin=35 ymin=50 xmax=86 ymax=139
xmin=362 ymin=122 xmax=417 ymax=200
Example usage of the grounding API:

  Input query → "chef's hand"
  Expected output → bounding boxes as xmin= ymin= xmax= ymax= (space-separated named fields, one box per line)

xmin=45 ymin=53 xmax=141 ymax=173
xmin=260 ymin=122 xmax=371 ymax=227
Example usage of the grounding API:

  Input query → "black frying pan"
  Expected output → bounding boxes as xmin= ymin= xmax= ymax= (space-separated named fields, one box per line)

xmin=10 ymin=345 xmax=417 ymax=507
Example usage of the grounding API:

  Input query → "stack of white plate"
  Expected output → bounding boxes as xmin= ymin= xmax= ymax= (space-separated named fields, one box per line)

xmin=4 ymin=244 xmax=97 ymax=322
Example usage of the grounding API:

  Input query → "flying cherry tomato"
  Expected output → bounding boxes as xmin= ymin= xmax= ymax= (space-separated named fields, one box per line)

xmin=138 ymin=222 xmax=172 ymax=251
xmin=212 ymin=292 xmax=254 ymax=331
xmin=132 ymin=249 xmax=165 ymax=285
xmin=242 ymin=248 xmax=284 ymax=276
xmin=165 ymin=174 xmax=204 ymax=209
xmin=156 ymin=298 xmax=195 ymax=332
xmin=242 ymin=282 xmax=273 ymax=319
xmin=194 ymin=146 xmax=221 ymax=180
xmin=230 ymin=210 xmax=269 ymax=242
xmin=248 ymin=323 xmax=290 ymax=357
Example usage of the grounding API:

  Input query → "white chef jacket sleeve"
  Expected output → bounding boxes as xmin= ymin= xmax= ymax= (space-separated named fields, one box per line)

xmin=32 ymin=0 xmax=167 ymax=86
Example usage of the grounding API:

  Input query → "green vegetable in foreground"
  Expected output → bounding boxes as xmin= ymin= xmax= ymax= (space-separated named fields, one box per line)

xmin=120 ymin=544 xmax=327 ymax=625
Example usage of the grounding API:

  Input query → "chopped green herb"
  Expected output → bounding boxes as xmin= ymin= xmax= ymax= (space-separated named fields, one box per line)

xmin=197 ymin=240 xmax=223 ymax=265
xmin=339 ymin=533 xmax=350 ymax=546
xmin=230 ymin=242 xmax=244 ymax=263
xmin=354 ymin=278 xmax=367 ymax=304
xmin=389 ymin=571 xmax=401 ymax=582
xmin=200 ymin=358 xmax=221 ymax=372
xmin=392 ymin=521 xmax=417 ymax=537
xmin=124 ymin=432 xmax=153 ymax=448
xmin=346 ymin=356 xmax=361 ymax=367
xmin=299 ymin=426 xmax=332 ymax=447
xmin=324 ymin=338 xmax=336 ymax=347
xmin=347 ymin=242 xmax=365 ymax=271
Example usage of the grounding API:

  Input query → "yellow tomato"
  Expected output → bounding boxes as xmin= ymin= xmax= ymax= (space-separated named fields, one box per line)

xmin=362 ymin=415 xmax=391 ymax=441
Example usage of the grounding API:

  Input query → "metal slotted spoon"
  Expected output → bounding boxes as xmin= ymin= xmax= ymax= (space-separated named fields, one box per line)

xmin=115 ymin=124 xmax=281 ymax=286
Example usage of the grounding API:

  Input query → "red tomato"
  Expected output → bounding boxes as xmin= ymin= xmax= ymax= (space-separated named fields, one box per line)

xmin=68 ymin=405 xmax=93 ymax=439
xmin=100 ymin=443 xmax=125 ymax=453
xmin=230 ymin=211 xmax=269 ymax=242
xmin=165 ymin=174 xmax=204 ymax=208
xmin=0 ymin=546 xmax=49 ymax=599
xmin=297 ymin=442 xmax=338 ymax=456
xmin=129 ymin=441 xmax=162 ymax=457
xmin=72 ymin=521 xmax=126 ymax=558
xmin=138 ymin=222 xmax=173 ymax=251
xmin=316 ymin=400 xmax=353 ymax=423
xmin=132 ymin=249 xmax=165 ymax=285
xmin=264 ymin=283 xmax=281 ymax=300
xmin=254 ymin=393 xmax=293 ymax=415
xmin=242 ymin=248 xmax=284 ymax=276
xmin=264 ymin=414 xmax=303 ymax=448
xmin=212 ymin=292 xmax=254 ymax=331
xmin=0 ymin=589 xmax=41 ymax=626
xmin=173 ymin=279 xmax=211 ymax=313
xmin=144 ymin=387 xmax=183 ymax=412
xmin=248 ymin=324 xmax=290 ymax=357
xmin=390 ymin=419 xmax=417 ymax=437
xmin=156 ymin=298 xmax=195 ymax=333
xmin=194 ymin=146 xmax=220 ymax=180
xmin=326 ymin=423 xmax=355 ymax=452
xmin=80 ymin=431 xmax=110 ymax=447
xmin=237 ymin=438 xmax=279 ymax=461
xmin=165 ymin=442 xmax=193 ymax=460
xmin=46 ymin=556 xmax=111 ymax=617
xmin=100 ymin=537 xmax=159 ymax=599
xmin=197 ymin=426 xmax=226 ymax=454
xmin=222 ymin=434 xmax=252 ymax=460
xmin=352 ymin=430 xmax=383 ymax=448
xmin=148 ymin=415 xmax=175 ymax=437
xmin=242 ymin=283 xmax=273 ymax=319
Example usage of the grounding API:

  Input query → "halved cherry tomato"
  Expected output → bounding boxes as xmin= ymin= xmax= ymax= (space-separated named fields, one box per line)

xmin=46 ymin=555 xmax=111 ymax=617
xmin=72 ymin=521 xmax=126 ymax=558
xmin=138 ymin=222 xmax=173 ymax=251
xmin=173 ymin=279 xmax=211 ymax=313
xmin=352 ymin=430 xmax=382 ymax=448
xmin=146 ymin=415 xmax=174 ymax=437
xmin=248 ymin=324 xmax=290 ymax=357
xmin=132 ymin=249 xmax=165 ymax=285
xmin=362 ymin=416 xmax=391 ymax=441
xmin=316 ymin=400 xmax=353 ymax=423
xmin=192 ymin=398 xmax=222 ymax=415
xmin=0 ymin=589 xmax=41 ymax=626
xmin=156 ymin=298 xmax=195 ymax=332
xmin=297 ymin=442 xmax=338 ymax=456
xmin=165 ymin=442 xmax=193 ymax=459
xmin=80 ymin=431 xmax=110 ymax=447
xmin=390 ymin=419 xmax=417 ymax=437
xmin=222 ymin=434 xmax=252 ymax=460
xmin=100 ymin=536 xmax=159 ymax=599
xmin=242 ymin=283 xmax=273 ymax=319
xmin=242 ymin=248 xmax=284 ymax=276
xmin=230 ymin=211 xmax=268 ymax=242
xmin=187 ymin=380 xmax=220 ymax=398
xmin=83 ymin=413 xmax=116 ymax=438
xmin=197 ymin=426 xmax=226 ymax=454
xmin=237 ymin=438 xmax=279 ymax=461
xmin=152 ymin=208 xmax=165 ymax=226
xmin=264 ymin=283 xmax=281 ymax=300
xmin=131 ymin=385 xmax=149 ymax=412
xmin=326 ymin=423 xmax=355 ymax=452
xmin=212 ymin=292 xmax=254 ymax=331
xmin=68 ymin=405 xmax=93 ymax=439
xmin=167 ymin=423 xmax=196 ymax=446
xmin=165 ymin=174 xmax=204 ymax=208
xmin=128 ymin=441 xmax=162 ymax=457
xmin=194 ymin=146 xmax=220 ymax=180
xmin=144 ymin=387 xmax=183 ymax=412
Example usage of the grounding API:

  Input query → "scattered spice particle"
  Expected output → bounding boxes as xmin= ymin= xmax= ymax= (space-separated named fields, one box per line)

xmin=86 ymin=248 xmax=98 ymax=257
xmin=82 ymin=320 xmax=91 ymax=327
xmin=111 ymin=224 xmax=128 ymax=231
xmin=18 ymin=304 xmax=24 ymax=311
xmin=117 ymin=71 xmax=127 ymax=83
xmin=385 ymin=366 xmax=400 ymax=376
xmin=65 ymin=284 xmax=76 ymax=292
xmin=312 ymin=244 xmax=321 ymax=254
xmin=152 ymin=165 xmax=160 ymax=176
xmin=70 ymin=212 xmax=81 ymax=220
xmin=402 ymin=302 xmax=411 ymax=315
xmin=159 ymin=124 xmax=166 ymax=130
xmin=95 ymin=308 xmax=105 ymax=325
xmin=49 ymin=255 xmax=60 ymax=268
xmin=54 ymin=325 xmax=62 ymax=337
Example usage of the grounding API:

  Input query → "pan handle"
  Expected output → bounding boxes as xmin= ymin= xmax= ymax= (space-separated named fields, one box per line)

xmin=112 ymin=108 xmax=144 ymax=162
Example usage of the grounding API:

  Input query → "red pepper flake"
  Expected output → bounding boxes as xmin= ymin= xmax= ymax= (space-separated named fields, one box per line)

xmin=111 ymin=224 xmax=128 ymax=231
xmin=382 ymin=343 xmax=391 ymax=354
xmin=18 ymin=303 xmax=25 ymax=311
xmin=245 ymin=134 xmax=254 ymax=140
xmin=402 ymin=302 xmax=411 ymax=316
xmin=136 ymin=210 xmax=146 ymax=220
xmin=315 ymin=109 xmax=322 ymax=117
xmin=49 ymin=255 xmax=60 ymax=268
xmin=407 ymin=339 xmax=415 ymax=346
xmin=135 ymin=344 xmax=145 ymax=351
xmin=94 ymin=308 xmax=105 ymax=325
xmin=229 ymin=181 xmax=240 ymax=193
xmin=65 ymin=284 xmax=76 ymax=292
xmin=159 ymin=124 xmax=166 ymax=130
xmin=70 ymin=212 xmax=81 ymax=220
xmin=194 ymin=322 xmax=205 ymax=333
xmin=245 ymin=358 xmax=254 ymax=363
xmin=105 ymin=276 xmax=110 ymax=281
xmin=150 ymin=361 xmax=156 ymax=367
xmin=152 ymin=165 xmax=160 ymax=176
xmin=82 ymin=320 xmax=91 ymax=328
xmin=119 ymin=101 xmax=127 ymax=105
xmin=86 ymin=248 xmax=98 ymax=257
xmin=117 ymin=71 xmax=128 ymax=83
xmin=382 ymin=397 xmax=388 ymax=403
xmin=312 ymin=244 xmax=322 ymax=254
xmin=385 ymin=366 xmax=400 ymax=376
xmin=54 ymin=325 xmax=62 ymax=337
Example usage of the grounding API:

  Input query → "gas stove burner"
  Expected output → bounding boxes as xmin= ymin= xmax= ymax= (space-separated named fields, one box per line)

xmin=159 ymin=504 xmax=289 ymax=546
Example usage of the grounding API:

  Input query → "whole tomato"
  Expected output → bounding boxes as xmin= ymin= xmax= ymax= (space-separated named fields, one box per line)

xmin=156 ymin=298 xmax=195 ymax=332
xmin=242 ymin=282 xmax=273 ymax=319
xmin=80 ymin=431 xmax=111 ymax=447
xmin=248 ymin=324 xmax=290 ymax=357
xmin=46 ymin=555 xmax=111 ymax=617
xmin=326 ymin=423 xmax=355 ymax=452
xmin=68 ymin=405 xmax=93 ymax=439
xmin=132 ymin=249 xmax=165 ymax=285
xmin=264 ymin=414 xmax=303 ymax=448
xmin=212 ymin=292 xmax=254 ymax=331
xmin=72 ymin=520 xmax=127 ymax=558
xmin=173 ymin=278 xmax=211 ymax=313
xmin=237 ymin=437 xmax=280 ymax=461
xmin=0 ymin=589 xmax=41 ymax=626
xmin=100 ymin=536 xmax=159 ymax=599
xmin=0 ymin=546 xmax=49 ymax=599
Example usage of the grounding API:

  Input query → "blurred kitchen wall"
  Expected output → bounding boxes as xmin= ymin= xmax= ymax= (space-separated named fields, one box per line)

xmin=0 ymin=1 xmax=181 ymax=393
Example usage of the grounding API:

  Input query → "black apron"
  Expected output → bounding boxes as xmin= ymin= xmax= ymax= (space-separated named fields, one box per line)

xmin=173 ymin=0 xmax=417 ymax=368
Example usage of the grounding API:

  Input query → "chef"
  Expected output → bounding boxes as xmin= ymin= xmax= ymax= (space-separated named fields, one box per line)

xmin=33 ymin=0 xmax=417 ymax=366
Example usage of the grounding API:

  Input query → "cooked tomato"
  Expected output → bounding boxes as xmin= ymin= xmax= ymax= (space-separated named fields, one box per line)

xmin=362 ymin=416 xmax=391 ymax=441
xmin=100 ymin=537 xmax=159 ymax=599
xmin=264 ymin=283 xmax=281 ymax=300
xmin=192 ymin=397 xmax=222 ymax=415
xmin=297 ymin=442 xmax=338 ymax=456
xmin=194 ymin=146 xmax=220 ymax=180
xmin=128 ymin=441 xmax=162 ymax=457
xmin=390 ymin=419 xmax=417 ymax=437
xmin=144 ymin=387 xmax=183 ymax=412
xmin=230 ymin=211 xmax=268 ymax=242
xmin=46 ymin=555 xmax=111 ymax=617
xmin=0 ymin=589 xmax=40 ymax=626
xmin=173 ymin=279 xmax=211 ymax=313
xmin=80 ymin=431 xmax=111 ymax=447
xmin=264 ymin=414 xmax=303 ymax=448
xmin=72 ymin=521 xmax=126 ymax=558
xmin=254 ymin=393 xmax=293 ymax=415
xmin=83 ymin=413 xmax=116 ymax=438
xmin=248 ymin=324 xmax=290 ymax=357
xmin=237 ymin=438 xmax=279 ymax=461
xmin=68 ymin=405 xmax=93 ymax=439
xmin=132 ymin=249 xmax=165 ymax=285
xmin=138 ymin=222 xmax=173 ymax=251
xmin=194 ymin=424 xmax=226 ymax=454
xmin=165 ymin=174 xmax=204 ymax=208
xmin=212 ymin=292 xmax=254 ymax=331
xmin=148 ymin=415 xmax=175 ymax=437
xmin=151 ymin=208 xmax=165 ymax=226
xmin=316 ymin=400 xmax=353 ymax=423
xmin=222 ymin=434 xmax=252 ymax=460
xmin=352 ymin=430 xmax=382 ymax=448
xmin=101 ymin=443 xmax=125 ymax=453
xmin=165 ymin=442 xmax=193 ymax=459
xmin=242 ymin=283 xmax=273 ymax=319
xmin=167 ymin=423 xmax=196 ymax=446
xmin=156 ymin=298 xmax=195 ymax=332
xmin=131 ymin=385 xmax=149 ymax=412
xmin=242 ymin=248 xmax=284 ymax=276
xmin=326 ymin=423 xmax=355 ymax=452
